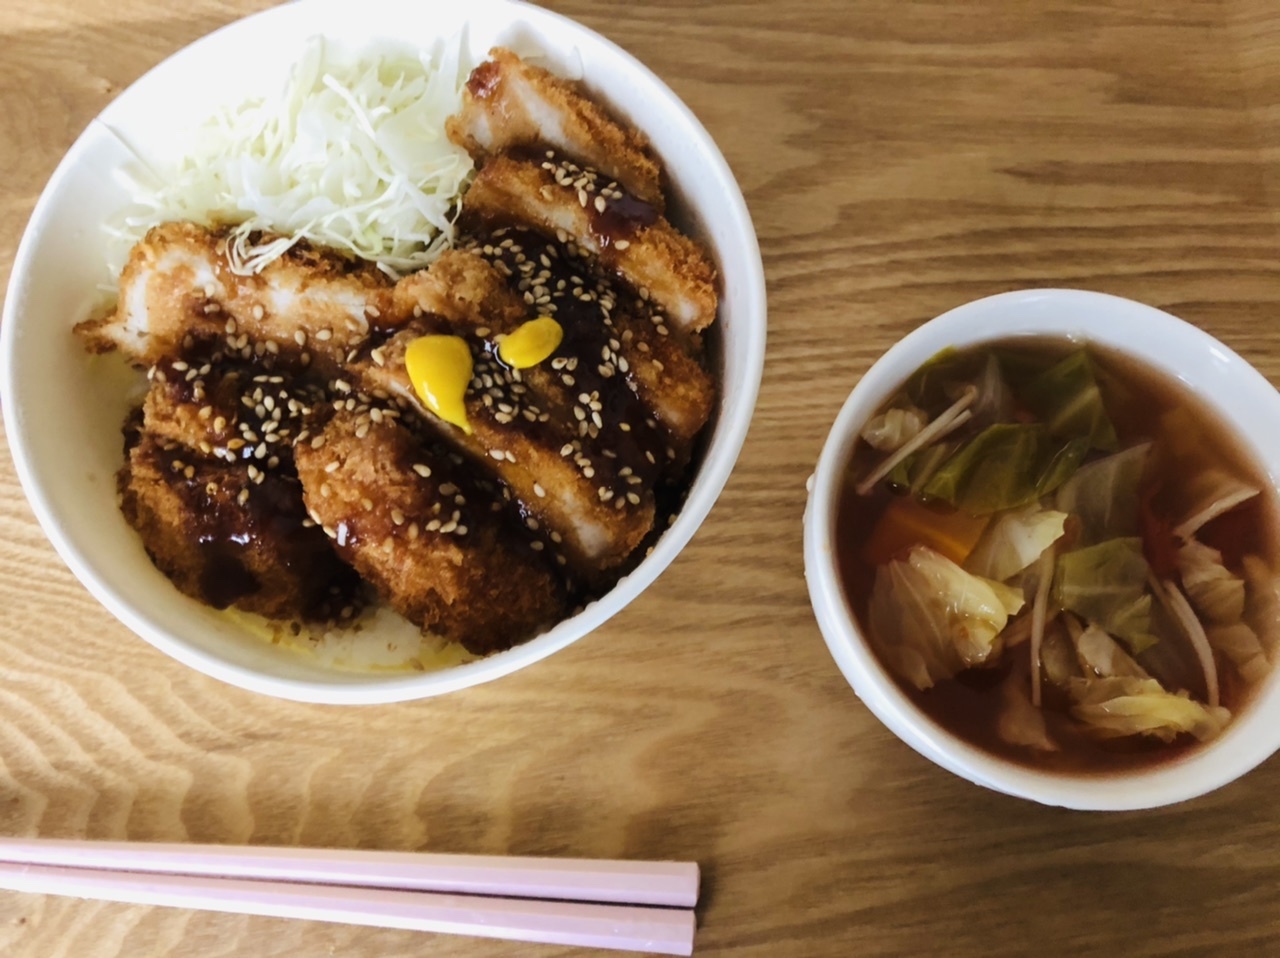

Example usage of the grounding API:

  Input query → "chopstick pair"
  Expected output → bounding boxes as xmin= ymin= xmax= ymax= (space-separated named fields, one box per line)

xmin=0 ymin=839 xmax=698 ymax=955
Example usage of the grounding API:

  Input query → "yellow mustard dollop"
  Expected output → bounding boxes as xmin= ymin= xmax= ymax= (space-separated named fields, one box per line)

xmin=497 ymin=316 xmax=563 ymax=369
xmin=404 ymin=335 xmax=473 ymax=434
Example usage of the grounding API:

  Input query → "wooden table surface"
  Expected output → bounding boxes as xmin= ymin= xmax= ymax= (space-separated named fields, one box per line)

xmin=3 ymin=0 xmax=1280 ymax=955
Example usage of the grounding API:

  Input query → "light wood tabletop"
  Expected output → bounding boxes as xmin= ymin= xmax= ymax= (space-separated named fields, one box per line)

xmin=3 ymin=0 xmax=1280 ymax=955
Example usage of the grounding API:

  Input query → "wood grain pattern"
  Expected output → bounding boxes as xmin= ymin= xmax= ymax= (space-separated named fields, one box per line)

xmin=3 ymin=0 xmax=1280 ymax=954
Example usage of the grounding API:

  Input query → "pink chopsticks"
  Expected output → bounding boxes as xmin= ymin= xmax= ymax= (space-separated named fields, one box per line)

xmin=0 ymin=840 xmax=699 ymax=955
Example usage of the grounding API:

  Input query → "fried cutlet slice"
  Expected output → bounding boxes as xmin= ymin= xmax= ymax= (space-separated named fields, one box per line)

xmin=76 ymin=222 xmax=393 ymax=372
xmin=454 ymin=229 xmax=716 ymax=451
xmin=394 ymin=248 xmax=676 ymax=465
xmin=140 ymin=355 xmax=326 ymax=468
xmin=461 ymin=152 xmax=718 ymax=333
xmin=353 ymin=319 xmax=656 ymax=576
xmin=447 ymin=47 xmax=664 ymax=209
xmin=293 ymin=409 xmax=568 ymax=655
xmin=120 ymin=431 xmax=358 ymax=619
xmin=608 ymin=301 xmax=716 ymax=446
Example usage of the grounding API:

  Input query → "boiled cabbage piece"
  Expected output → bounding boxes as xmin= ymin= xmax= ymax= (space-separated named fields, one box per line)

xmin=1067 ymin=676 xmax=1230 ymax=743
xmin=965 ymin=504 xmax=1067 ymax=583
xmin=861 ymin=405 xmax=928 ymax=452
xmin=1175 ymin=469 xmax=1261 ymax=540
xmin=1176 ymin=539 xmax=1245 ymax=625
xmin=1039 ymin=617 xmax=1082 ymax=688
xmin=868 ymin=545 xmax=1025 ymax=690
xmin=967 ymin=354 xmax=1016 ymax=431
xmin=1054 ymin=538 xmax=1158 ymax=654
xmin=921 ymin=424 xmax=1088 ymax=516
xmin=1072 ymin=623 xmax=1149 ymax=679
xmin=1019 ymin=350 xmax=1119 ymax=452
xmin=1243 ymin=555 xmax=1280 ymax=661
xmin=997 ymin=671 xmax=1058 ymax=752
xmin=1053 ymin=443 xmax=1151 ymax=546
xmin=1206 ymin=623 xmax=1269 ymax=684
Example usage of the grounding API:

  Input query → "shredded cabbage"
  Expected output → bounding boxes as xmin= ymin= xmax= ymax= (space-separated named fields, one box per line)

xmin=114 ymin=35 xmax=476 ymax=278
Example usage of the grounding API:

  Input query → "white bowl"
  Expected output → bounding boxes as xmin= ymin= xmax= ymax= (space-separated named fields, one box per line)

xmin=1 ymin=0 xmax=765 ymax=703
xmin=804 ymin=288 xmax=1280 ymax=810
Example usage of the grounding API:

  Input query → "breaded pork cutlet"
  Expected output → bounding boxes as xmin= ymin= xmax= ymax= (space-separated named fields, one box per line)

xmin=461 ymin=152 xmax=718 ymax=333
xmin=447 ymin=47 xmax=664 ymax=209
xmin=394 ymin=248 xmax=682 ymax=470
xmin=121 ymin=360 xmax=359 ymax=619
xmin=354 ymin=314 xmax=657 ymax=578
xmin=460 ymin=227 xmax=716 ymax=451
xmin=76 ymin=222 xmax=393 ymax=373
xmin=141 ymin=353 xmax=328 ymax=468
xmin=120 ymin=430 xmax=359 ymax=620
xmin=294 ymin=410 xmax=568 ymax=654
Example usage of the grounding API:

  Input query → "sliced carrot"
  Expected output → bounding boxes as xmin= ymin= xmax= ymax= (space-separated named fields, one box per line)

xmin=863 ymin=496 xmax=991 ymax=566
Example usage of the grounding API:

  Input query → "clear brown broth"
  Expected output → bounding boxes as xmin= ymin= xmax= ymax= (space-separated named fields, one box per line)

xmin=836 ymin=337 xmax=1280 ymax=775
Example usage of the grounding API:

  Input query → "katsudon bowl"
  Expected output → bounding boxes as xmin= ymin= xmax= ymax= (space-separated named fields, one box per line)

xmin=0 ymin=0 xmax=766 ymax=703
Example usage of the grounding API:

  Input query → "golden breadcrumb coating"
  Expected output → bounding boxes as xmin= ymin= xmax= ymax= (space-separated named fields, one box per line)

xmin=120 ymin=429 xmax=356 ymax=620
xmin=447 ymin=47 xmax=665 ymax=209
xmin=294 ymin=410 xmax=567 ymax=654
xmin=461 ymin=153 xmax=718 ymax=333
xmin=76 ymin=222 xmax=393 ymax=373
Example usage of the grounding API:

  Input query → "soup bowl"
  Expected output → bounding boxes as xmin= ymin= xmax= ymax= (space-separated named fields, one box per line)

xmin=1 ymin=0 xmax=766 ymax=703
xmin=804 ymin=288 xmax=1280 ymax=810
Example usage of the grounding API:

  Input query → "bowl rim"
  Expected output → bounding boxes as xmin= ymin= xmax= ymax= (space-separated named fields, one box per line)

xmin=804 ymin=287 xmax=1280 ymax=809
xmin=0 ymin=0 xmax=767 ymax=704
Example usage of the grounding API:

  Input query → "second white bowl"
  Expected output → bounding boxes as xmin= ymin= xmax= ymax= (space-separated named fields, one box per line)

xmin=805 ymin=288 xmax=1280 ymax=810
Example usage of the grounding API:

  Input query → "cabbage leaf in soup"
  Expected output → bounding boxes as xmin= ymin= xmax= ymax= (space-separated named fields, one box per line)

xmin=868 ymin=545 xmax=1025 ymax=690
xmin=965 ymin=504 xmax=1067 ymax=582
xmin=1054 ymin=443 xmax=1151 ymax=546
xmin=1054 ymin=538 xmax=1159 ymax=654
xmin=1067 ymin=676 xmax=1229 ymax=742
xmin=1176 ymin=539 xmax=1246 ymax=625
xmin=1018 ymin=351 xmax=1119 ymax=452
xmin=921 ymin=425 xmax=1088 ymax=516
